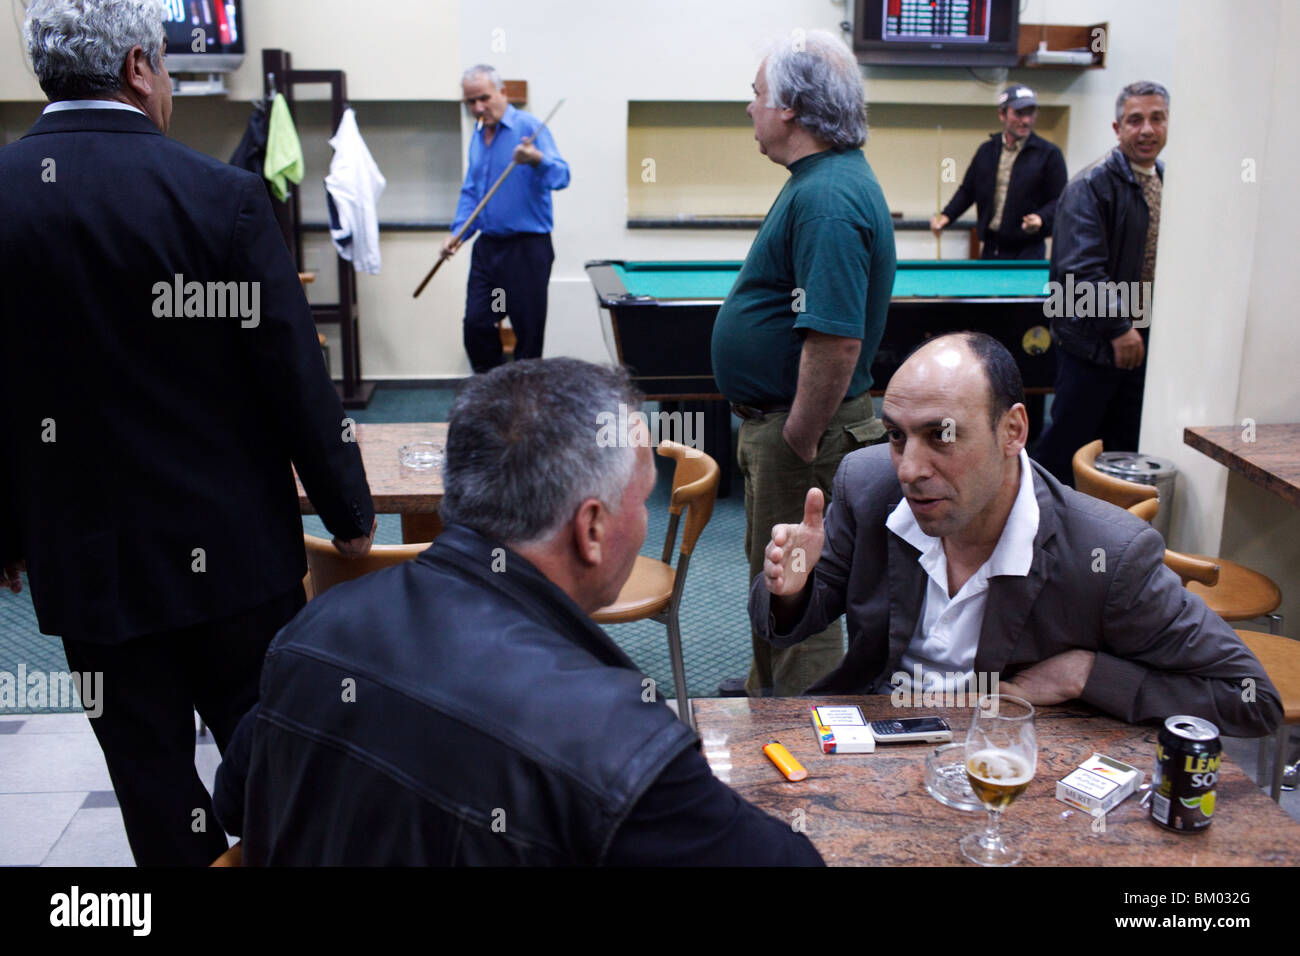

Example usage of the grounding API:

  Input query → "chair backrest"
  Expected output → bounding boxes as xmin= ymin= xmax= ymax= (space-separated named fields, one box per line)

xmin=1072 ymin=439 xmax=1157 ymax=509
xmin=1127 ymin=498 xmax=1159 ymax=523
xmin=1163 ymin=549 xmax=1220 ymax=588
xmin=303 ymin=534 xmax=428 ymax=599
xmin=657 ymin=440 xmax=720 ymax=559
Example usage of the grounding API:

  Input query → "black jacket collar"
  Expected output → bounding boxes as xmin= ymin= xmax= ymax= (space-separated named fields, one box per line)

xmin=24 ymin=107 xmax=163 ymax=139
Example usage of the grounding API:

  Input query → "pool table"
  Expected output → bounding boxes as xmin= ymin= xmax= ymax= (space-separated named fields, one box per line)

xmin=585 ymin=258 xmax=1055 ymax=490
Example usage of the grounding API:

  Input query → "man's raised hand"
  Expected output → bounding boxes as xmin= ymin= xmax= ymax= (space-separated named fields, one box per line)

xmin=764 ymin=487 xmax=825 ymax=597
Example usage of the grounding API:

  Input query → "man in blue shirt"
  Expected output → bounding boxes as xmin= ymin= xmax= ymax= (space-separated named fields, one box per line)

xmin=441 ymin=65 xmax=570 ymax=372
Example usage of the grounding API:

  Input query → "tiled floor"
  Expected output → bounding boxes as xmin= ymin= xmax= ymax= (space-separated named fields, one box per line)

xmin=0 ymin=712 xmax=230 ymax=866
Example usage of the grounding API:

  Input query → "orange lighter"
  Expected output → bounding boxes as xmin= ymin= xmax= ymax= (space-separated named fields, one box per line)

xmin=763 ymin=740 xmax=808 ymax=781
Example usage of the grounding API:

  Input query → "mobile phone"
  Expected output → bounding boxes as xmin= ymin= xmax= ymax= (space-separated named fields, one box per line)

xmin=869 ymin=716 xmax=952 ymax=744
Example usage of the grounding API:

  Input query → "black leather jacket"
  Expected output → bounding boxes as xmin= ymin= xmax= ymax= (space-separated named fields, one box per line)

xmin=1049 ymin=147 xmax=1164 ymax=365
xmin=240 ymin=524 xmax=697 ymax=865
xmin=941 ymin=131 xmax=1067 ymax=248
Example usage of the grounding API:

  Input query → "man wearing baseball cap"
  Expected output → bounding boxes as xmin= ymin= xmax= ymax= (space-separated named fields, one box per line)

xmin=931 ymin=84 xmax=1067 ymax=259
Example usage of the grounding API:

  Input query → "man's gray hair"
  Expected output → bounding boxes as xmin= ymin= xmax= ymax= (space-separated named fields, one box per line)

xmin=765 ymin=29 xmax=867 ymax=149
xmin=1115 ymin=81 xmax=1169 ymax=122
xmin=462 ymin=64 xmax=504 ymax=90
xmin=25 ymin=0 xmax=166 ymax=101
xmin=440 ymin=359 xmax=643 ymax=547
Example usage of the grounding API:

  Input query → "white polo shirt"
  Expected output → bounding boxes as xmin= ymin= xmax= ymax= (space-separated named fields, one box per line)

xmin=43 ymin=99 xmax=146 ymax=116
xmin=886 ymin=449 xmax=1039 ymax=695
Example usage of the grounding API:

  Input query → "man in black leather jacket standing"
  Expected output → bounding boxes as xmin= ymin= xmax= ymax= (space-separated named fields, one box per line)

xmin=930 ymin=85 xmax=1067 ymax=260
xmin=1032 ymin=82 xmax=1170 ymax=485
xmin=215 ymin=359 xmax=823 ymax=866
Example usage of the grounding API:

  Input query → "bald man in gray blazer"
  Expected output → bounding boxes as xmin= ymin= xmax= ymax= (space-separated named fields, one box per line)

xmin=753 ymin=333 xmax=1279 ymax=739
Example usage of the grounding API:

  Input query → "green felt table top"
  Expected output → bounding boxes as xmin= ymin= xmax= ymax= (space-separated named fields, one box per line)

xmin=609 ymin=259 xmax=1050 ymax=301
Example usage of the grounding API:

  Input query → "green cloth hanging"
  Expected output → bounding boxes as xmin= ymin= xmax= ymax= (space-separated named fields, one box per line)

xmin=263 ymin=93 xmax=304 ymax=202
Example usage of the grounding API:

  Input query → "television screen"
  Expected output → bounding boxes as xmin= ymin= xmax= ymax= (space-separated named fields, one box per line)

xmin=161 ymin=0 xmax=245 ymax=73
xmin=853 ymin=0 xmax=1020 ymax=67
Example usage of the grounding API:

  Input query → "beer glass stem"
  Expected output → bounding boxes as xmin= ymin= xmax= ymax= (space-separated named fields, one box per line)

xmin=984 ymin=809 xmax=1003 ymax=848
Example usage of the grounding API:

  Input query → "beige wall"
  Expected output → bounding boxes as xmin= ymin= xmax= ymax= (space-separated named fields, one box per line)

xmin=1141 ymin=0 xmax=1300 ymax=626
xmin=1 ymin=0 xmax=1184 ymax=378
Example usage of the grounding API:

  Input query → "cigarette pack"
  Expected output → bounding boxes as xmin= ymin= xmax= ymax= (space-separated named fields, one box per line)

xmin=1056 ymin=752 xmax=1143 ymax=814
xmin=811 ymin=705 xmax=875 ymax=754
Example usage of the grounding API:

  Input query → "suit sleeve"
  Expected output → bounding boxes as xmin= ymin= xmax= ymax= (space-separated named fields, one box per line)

xmin=750 ymin=452 xmax=857 ymax=649
xmin=1079 ymin=526 xmax=1282 ymax=738
xmin=940 ymin=146 xmax=981 ymax=223
xmin=231 ymin=174 xmax=374 ymax=541
xmin=1035 ymin=146 xmax=1069 ymax=237
xmin=1050 ymin=175 xmax=1132 ymax=340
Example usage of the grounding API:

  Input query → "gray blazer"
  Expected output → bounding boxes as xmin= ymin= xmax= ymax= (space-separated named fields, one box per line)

xmin=750 ymin=445 xmax=1281 ymax=739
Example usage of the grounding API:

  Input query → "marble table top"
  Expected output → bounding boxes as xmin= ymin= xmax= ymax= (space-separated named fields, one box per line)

xmin=1184 ymin=424 xmax=1300 ymax=508
xmin=693 ymin=696 xmax=1300 ymax=866
xmin=297 ymin=422 xmax=446 ymax=515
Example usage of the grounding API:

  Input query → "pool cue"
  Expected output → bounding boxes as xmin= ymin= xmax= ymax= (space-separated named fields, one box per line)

xmin=413 ymin=98 xmax=567 ymax=298
xmin=935 ymin=124 xmax=942 ymax=261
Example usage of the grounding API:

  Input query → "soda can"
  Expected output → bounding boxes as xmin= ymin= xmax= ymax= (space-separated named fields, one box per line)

xmin=1151 ymin=715 xmax=1221 ymax=832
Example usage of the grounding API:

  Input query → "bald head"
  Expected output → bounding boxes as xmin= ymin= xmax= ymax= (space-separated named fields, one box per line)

xmin=880 ymin=333 xmax=1029 ymax=542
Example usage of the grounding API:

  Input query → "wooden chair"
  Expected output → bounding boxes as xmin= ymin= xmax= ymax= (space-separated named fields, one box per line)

xmin=1233 ymin=630 xmax=1300 ymax=801
xmin=1073 ymin=439 xmax=1157 ymax=509
xmin=303 ymin=534 xmax=428 ymax=599
xmin=1097 ymin=453 xmax=1283 ymax=632
xmin=211 ymin=842 xmax=243 ymax=866
xmin=592 ymin=441 xmax=719 ymax=729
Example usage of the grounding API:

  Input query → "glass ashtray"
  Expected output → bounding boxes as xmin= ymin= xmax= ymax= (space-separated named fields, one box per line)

xmin=925 ymin=742 xmax=982 ymax=812
xmin=399 ymin=441 xmax=444 ymax=470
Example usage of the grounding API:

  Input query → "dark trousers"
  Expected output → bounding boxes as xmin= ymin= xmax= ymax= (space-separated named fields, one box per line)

xmin=61 ymin=585 xmax=304 ymax=866
xmin=463 ymin=232 xmax=554 ymax=373
xmin=1031 ymin=347 xmax=1147 ymax=486
xmin=981 ymin=236 xmax=1046 ymax=259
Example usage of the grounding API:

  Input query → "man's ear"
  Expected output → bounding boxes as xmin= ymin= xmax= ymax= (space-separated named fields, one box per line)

xmin=1003 ymin=403 xmax=1030 ymax=455
xmin=570 ymin=498 xmax=605 ymax=567
xmin=121 ymin=45 xmax=153 ymax=100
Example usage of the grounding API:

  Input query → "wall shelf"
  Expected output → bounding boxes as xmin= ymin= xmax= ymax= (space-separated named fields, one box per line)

xmin=1018 ymin=22 xmax=1108 ymax=70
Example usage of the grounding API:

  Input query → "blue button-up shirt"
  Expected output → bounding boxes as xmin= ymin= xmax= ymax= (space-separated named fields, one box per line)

xmin=451 ymin=104 xmax=569 ymax=239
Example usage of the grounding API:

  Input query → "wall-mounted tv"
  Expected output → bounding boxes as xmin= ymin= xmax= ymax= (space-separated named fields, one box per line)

xmin=852 ymin=0 xmax=1020 ymax=67
xmin=161 ymin=0 xmax=245 ymax=73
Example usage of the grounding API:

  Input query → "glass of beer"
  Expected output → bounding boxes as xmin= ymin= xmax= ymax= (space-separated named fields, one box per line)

xmin=961 ymin=694 xmax=1036 ymax=866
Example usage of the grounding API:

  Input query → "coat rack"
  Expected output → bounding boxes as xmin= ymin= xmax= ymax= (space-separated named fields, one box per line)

xmin=262 ymin=48 xmax=374 ymax=408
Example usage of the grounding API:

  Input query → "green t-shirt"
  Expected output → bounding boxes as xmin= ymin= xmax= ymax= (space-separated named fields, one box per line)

xmin=711 ymin=148 xmax=896 ymax=407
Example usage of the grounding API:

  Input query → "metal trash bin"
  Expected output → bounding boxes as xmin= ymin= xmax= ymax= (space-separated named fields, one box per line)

xmin=1094 ymin=451 xmax=1178 ymax=541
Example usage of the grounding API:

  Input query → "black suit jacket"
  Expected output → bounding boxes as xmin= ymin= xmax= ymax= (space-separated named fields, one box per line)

xmin=0 ymin=107 xmax=373 ymax=642
xmin=750 ymin=446 xmax=1282 ymax=739
xmin=941 ymin=131 xmax=1068 ymax=248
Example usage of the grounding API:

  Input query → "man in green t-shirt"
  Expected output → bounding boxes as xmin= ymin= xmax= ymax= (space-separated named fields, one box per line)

xmin=711 ymin=30 xmax=896 ymax=697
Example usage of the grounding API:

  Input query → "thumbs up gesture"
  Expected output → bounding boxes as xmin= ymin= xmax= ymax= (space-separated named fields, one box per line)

xmin=763 ymin=488 xmax=826 ymax=597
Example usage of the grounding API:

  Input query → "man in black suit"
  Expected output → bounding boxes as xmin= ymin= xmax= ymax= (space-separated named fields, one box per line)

xmin=0 ymin=0 xmax=375 ymax=865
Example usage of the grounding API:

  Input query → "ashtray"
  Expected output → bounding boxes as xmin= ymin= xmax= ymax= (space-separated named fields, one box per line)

xmin=399 ymin=441 xmax=444 ymax=470
xmin=925 ymin=742 xmax=982 ymax=812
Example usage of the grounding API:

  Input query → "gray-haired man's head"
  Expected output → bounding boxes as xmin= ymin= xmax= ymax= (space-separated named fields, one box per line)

xmin=25 ymin=0 xmax=173 ymax=130
xmin=440 ymin=359 xmax=656 ymax=612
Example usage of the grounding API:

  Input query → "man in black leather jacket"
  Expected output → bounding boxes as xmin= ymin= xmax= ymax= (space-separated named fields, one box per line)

xmin=930 ymin=85 xmax=1067 ymax=259
xmin=214 ymin=359 xmax=823 ymax=865
xmin=1032 ymin=82 xmax=1170 ymax=485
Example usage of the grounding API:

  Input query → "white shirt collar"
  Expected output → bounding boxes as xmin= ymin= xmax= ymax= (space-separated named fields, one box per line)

xmin=44 ymin=100 xmax=147 ymax=117
xmin=886 ymin=448 xmax=1040 ymax=583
